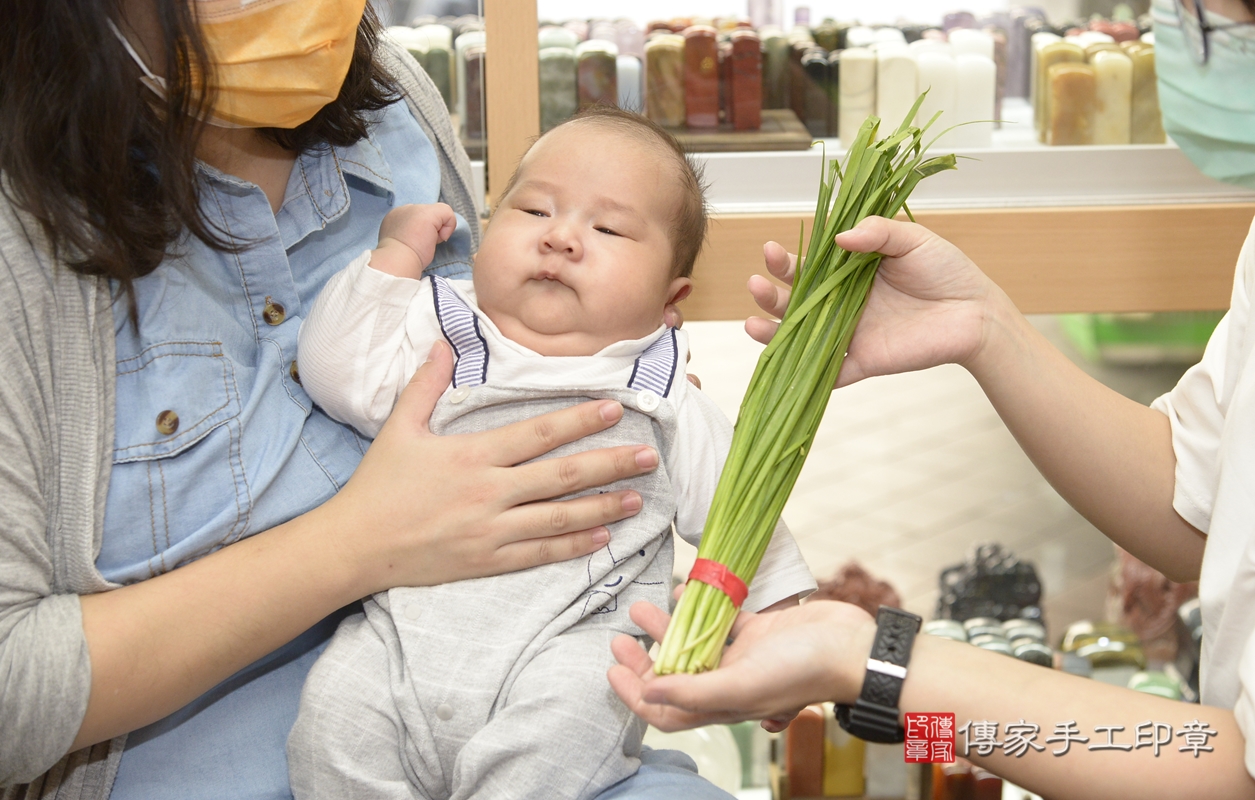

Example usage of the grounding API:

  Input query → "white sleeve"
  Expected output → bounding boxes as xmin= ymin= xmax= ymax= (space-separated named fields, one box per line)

xmin=669 ymin=380 xmax=818 ymax=612
xmin=1150 ymin=219 xmax=1255 ymax=534
xmin=297 ymin=250 xmax=440 ymax=439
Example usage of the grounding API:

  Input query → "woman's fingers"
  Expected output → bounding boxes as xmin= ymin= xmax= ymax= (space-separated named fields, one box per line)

xmin=487 ymin=400 xmax=636 ymax=467
xmin=761 ymin=709 xmax=804 ymax=733
xmin=763 ymin=241 xmax=797 ymax=283
xmin=747 ymin=245 xmax=795 ymax=346
xmin=629 ymin=599 xmax=674 ymax=641
xmin=501 ymin=443 xmax=658 ymax=508
xmin=610 ymin=603 xmax=798 ymax=732
xmin=612 ymin=664 xmax=760 ymax=732
xmin=491 ymin=528 xmax=611 ymax=572
xmin=748 ymin=274 xmax=790 ymax=320
xmin=495 ymin=489 xmax=642 ymax=546
xmin=611 ymin=633 xmax=656 ymax=676
xmin=834 ymin=216 xmax=932 ymax=259
xmin=608 ymin=635 xmax=735 ymax=732
xmin=388 ymin=340 xmax=455 ymax=434
xmin=745 ymin=316 xmax=781 ymax=346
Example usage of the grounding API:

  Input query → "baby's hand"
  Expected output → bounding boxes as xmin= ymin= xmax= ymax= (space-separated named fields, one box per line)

xmin=371 ymin=203 xmax=459 ymax=279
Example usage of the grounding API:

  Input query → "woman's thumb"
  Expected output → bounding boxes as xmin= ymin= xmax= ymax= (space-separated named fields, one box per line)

xmin=836 ymin=216 xmax=930 ymax=259
xmin=393 ymin=340 xmax=454 ymax=433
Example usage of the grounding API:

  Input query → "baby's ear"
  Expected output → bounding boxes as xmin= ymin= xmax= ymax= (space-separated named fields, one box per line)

xmin=666 ymin=277 xmax=693 ymax=307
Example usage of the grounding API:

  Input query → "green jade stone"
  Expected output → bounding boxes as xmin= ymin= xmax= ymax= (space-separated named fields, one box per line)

xmin=539 ymin=47 xmax=578 ymax=131
xmin=1127 ymin=670 xmax=1182 ymax=700
xmin=425 ymin=46 xmax=453 ymax=110
xmin=762 ymin=32 xmax=790 ymax=110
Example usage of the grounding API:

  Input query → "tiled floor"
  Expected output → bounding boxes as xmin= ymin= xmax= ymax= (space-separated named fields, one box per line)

xmin=676 ymin=316 xmax=1192 ymax=643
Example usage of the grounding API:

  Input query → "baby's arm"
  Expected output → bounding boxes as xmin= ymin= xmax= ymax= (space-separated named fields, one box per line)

xmin=299 ymin=254 xmax=447 ymax=439
xmin=371 ymin=203 xmax=459 ymax=280
xmin=669 ymin=382 xmax=818 ymax=612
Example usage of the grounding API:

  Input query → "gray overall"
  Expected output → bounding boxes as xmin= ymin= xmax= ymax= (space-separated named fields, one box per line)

xmin=288 ymin=384 xmax=679 ymax=800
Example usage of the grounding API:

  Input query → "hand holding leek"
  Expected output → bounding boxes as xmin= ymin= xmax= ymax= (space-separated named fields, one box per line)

xmin=748 ymin=218 xmax=996 ymax=388
xmin=656 ymin=99 xmax=957 ymax=675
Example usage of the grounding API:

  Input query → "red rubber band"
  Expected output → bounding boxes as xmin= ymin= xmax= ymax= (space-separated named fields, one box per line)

xmin=688 ymin=558 xmax=749 ymax=608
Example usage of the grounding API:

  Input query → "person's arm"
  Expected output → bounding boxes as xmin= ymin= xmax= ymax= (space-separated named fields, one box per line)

xmin=371 ymin=202 xmax=459 ymax=280
xmin=72 ymin=341 xmax=658 ymax=750
xmin=297 ymin=203 xmax=461 ymax=438
xmin=299 ymin=252 xmax=429 ymax=438
xmin=747 ymin=218 xmax=1205 ymax=582
xmin=610 ymin=600 xmax=1255 ymax=800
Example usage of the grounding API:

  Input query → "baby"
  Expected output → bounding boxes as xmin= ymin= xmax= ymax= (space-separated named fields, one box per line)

xmin=287 ymin=107 xmax=816 ymax=800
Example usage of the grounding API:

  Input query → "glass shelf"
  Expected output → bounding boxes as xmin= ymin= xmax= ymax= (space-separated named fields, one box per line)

xmin=696 ymin=100 xmax=1255 ymax=214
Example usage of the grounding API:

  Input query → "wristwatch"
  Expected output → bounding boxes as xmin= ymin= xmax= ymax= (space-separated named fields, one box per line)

xmin=835 ymin=605 xmax=923 ymax=743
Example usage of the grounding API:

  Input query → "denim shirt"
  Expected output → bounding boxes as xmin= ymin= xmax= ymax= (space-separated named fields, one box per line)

xmin=97 ymin=99 xmax=472 ymax=800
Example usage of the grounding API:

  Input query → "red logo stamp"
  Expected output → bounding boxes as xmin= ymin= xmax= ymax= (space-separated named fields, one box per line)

xmin=905 ymin=713 xmax=956 ymax=763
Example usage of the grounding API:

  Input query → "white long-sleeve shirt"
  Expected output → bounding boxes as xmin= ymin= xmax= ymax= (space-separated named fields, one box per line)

xmin=299 ymin=250 xmax=816 ymax=611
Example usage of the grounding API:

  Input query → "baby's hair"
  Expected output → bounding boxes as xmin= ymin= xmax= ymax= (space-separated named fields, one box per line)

xmin=496 ymin=106 xmax=709 ymax=279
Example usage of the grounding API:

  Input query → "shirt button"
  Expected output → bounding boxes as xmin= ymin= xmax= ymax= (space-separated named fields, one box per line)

xmin=289 ymin=360 xmax=301 ymax=385
xmin=448 ymin=386 xmax=472 ymax=404
xmin=155 ymin=410 xmax=179 ymax=435
xmin=262 ymin=297 xmax=286 ymax=326
xmin=636 ymin=389 xmax=660 ymax=412
xmin=404 ymin=604 xmax=421 ymax=621
xmin=436 ymin=703 xmax=454 ymax=721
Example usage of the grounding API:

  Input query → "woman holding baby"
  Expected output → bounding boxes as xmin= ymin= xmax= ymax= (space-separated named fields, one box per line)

xmin=0 ymin=1 xmax=736 ymax=798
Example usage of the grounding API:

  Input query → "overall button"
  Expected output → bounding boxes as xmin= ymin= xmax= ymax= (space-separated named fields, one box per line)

xmin=155 ymin=410 xmax=179 ymax=436
xmin=636 ymin=389 xmax=661 ymax=412
xmin=289 ymin=360 xmax=301 ymax=385
xmin=448 ymin=386 xmax=472 ymax=404
xmin=436 ymin=703 xmax=454 ymax=721
xmin=262 ymin=297 xmax=286 ymax=326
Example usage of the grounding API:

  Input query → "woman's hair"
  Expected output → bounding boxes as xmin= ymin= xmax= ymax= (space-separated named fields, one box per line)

xmin=0 ymin=0 xmax=397 ymax=316
xmin=497 ymin=106 xmax=710 ymax=279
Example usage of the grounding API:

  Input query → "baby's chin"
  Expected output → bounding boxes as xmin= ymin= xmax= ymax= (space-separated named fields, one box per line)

xmin=490 ymin=312 xmax=614 ymax=357
xmin=489 ymin=307 xmax=667 ymax=354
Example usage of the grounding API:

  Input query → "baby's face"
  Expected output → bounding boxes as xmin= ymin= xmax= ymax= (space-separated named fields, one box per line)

xmin=473 ymin=123 xmax=692 ymax=357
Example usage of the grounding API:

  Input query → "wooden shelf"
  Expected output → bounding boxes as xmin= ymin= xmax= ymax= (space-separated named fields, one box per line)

xmin=672 ymin=109 xmax=815 ymax=152
xmin=683 ymin=203 xmax=1253 ymax=321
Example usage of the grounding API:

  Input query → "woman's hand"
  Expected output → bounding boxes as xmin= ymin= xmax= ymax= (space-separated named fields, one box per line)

xmin=320 ymin=340 xmax=658 ymax=595
xmin=76 ymin=314 xmax=658 ymax=751
xmin=608 ymin=600 xmax=875 ymax=732
xmin=747 ymin=216 xmax=1005 ymax=387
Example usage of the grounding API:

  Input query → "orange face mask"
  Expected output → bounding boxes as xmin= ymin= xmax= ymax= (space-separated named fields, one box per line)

xmin=111 ymin=0 xmax=368 ymax=129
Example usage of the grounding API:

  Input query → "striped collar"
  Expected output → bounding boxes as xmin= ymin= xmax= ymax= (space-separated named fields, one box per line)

xmin=429 ymin=276 xmax=680 ymax=396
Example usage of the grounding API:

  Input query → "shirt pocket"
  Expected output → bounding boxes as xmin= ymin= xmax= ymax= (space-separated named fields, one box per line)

xmin=102 ymin=341 xmax=249 ymax=581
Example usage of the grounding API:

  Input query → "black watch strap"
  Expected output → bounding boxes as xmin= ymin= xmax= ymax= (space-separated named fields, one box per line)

xmin=835 ymin=605 xmax=923 ymax=743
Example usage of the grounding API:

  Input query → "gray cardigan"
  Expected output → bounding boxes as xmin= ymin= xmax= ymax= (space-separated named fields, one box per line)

xmin=0 ymin=40 xmax=479 ymax=799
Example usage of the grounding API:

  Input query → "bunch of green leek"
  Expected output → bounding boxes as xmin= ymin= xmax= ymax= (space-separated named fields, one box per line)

xmin=656 ymin=97 xmax=957 ymax=674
